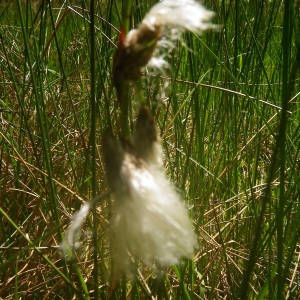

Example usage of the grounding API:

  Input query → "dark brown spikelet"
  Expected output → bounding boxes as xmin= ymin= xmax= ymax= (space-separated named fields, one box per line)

xmin=134 ymin=106 xmax=159 ymax=163
xmin=112 ymin=23 xmax=162 ymax=100
xmin=102 ymin=131 xmax=125 ymax=192
xmin=102 ymin=130 xmax=145 ymax=194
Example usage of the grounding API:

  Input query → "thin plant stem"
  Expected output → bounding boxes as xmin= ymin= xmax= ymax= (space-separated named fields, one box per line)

xmin=121 ymin=0 xmax=132 ymax=35
xmin=277 ymin=1 xmax=294 ymax=298
xmin=89 ymin=0 xmax=98 ymax=298
xmin=117 ymin=0 xmax=133 ymax=138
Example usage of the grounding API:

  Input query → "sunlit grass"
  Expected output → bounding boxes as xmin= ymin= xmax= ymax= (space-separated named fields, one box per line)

xmin=0 ymin=0 xmax=299 ymax=298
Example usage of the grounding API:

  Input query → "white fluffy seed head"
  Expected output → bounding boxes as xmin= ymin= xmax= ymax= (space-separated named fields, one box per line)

xmin=142 ymin=0 xmax=217 ymax=72
xmin=103 ymin=107 xmax=197 ymax=277
xmin=111 ymin=151 xmax=197 ymax=277
xmin=143 ymin=0 xmax=217 ymax=33
xmin=116 ymin=0 xmax=217 ymax=78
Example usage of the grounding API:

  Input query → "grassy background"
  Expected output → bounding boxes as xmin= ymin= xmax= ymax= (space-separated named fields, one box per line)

xmin=1 ymin=0 xmax=299 ymax=298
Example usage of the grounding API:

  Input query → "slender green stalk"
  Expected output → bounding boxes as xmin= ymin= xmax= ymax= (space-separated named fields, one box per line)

xmin=72 ymin=262 xmax=90 ymax=299
xmin=121 ymin=0 xmax=132 ymax=35
xmin=277 ymin=1 xmax=294 ymax=298
xmin=114 ymin=0 xmax=134 ymax=138
xmin=89 ymin=0 xmax=98 ymax=298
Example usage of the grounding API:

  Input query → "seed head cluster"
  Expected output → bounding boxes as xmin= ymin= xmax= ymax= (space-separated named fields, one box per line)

xmin=61 ymin=0 xmax=216 ymax=279
xmin=103 ymin=108 xmax=197 ymax=276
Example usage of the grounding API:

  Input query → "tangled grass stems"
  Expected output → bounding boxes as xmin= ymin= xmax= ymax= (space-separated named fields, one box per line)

xmin=0 ymin=0 xmax=299 ymax=298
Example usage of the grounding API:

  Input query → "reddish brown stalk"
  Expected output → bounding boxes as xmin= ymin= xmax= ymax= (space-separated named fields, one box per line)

xmin=112 ymin=24 xmax=161 ymax=102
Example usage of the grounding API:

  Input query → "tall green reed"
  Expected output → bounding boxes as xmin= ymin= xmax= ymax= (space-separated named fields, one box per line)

xmin=0 ymin=0 xmax=299 ymax=298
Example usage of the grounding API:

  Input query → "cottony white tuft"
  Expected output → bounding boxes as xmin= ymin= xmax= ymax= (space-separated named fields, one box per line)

xmin=60 ymin=202 xmax=91 ymax=260
xmin=104 ymin=108 xmax=197 ymax=277
xmin=111 ymin=152 xmax=197 ymax=276
xmin=112 ymin=0 xmax=217 ymax=88
xmin=144 ymin=0 xmax=217 ymax=33
xmin=140 ymin=0 xmax=217 ymax=72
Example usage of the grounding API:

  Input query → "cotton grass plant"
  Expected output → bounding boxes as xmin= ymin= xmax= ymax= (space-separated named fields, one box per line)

xmin=1 ymin=0 xmax=299 ymax=299
xmin=102 ymin=108 xmax=197 ymax=277
xmin=61 ymin=0 xmax=215 ymax=279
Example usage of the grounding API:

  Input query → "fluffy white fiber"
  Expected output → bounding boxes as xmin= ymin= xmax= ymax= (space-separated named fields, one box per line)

xmin=60 ymin=202 xmax=91 ymax=260
xmin=114 ymin=0 xmax=217 ymax=79
xmin=144 ymin=0 xmax=216 ymax=33
xmin=110 ymin=134 xmax=197 ymax=276
xmin=137 ymin=0 xmax=217 ymax=72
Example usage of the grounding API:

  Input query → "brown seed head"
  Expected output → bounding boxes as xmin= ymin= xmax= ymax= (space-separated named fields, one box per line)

xmin=112 ymin=23 xmax=162 ymax=96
